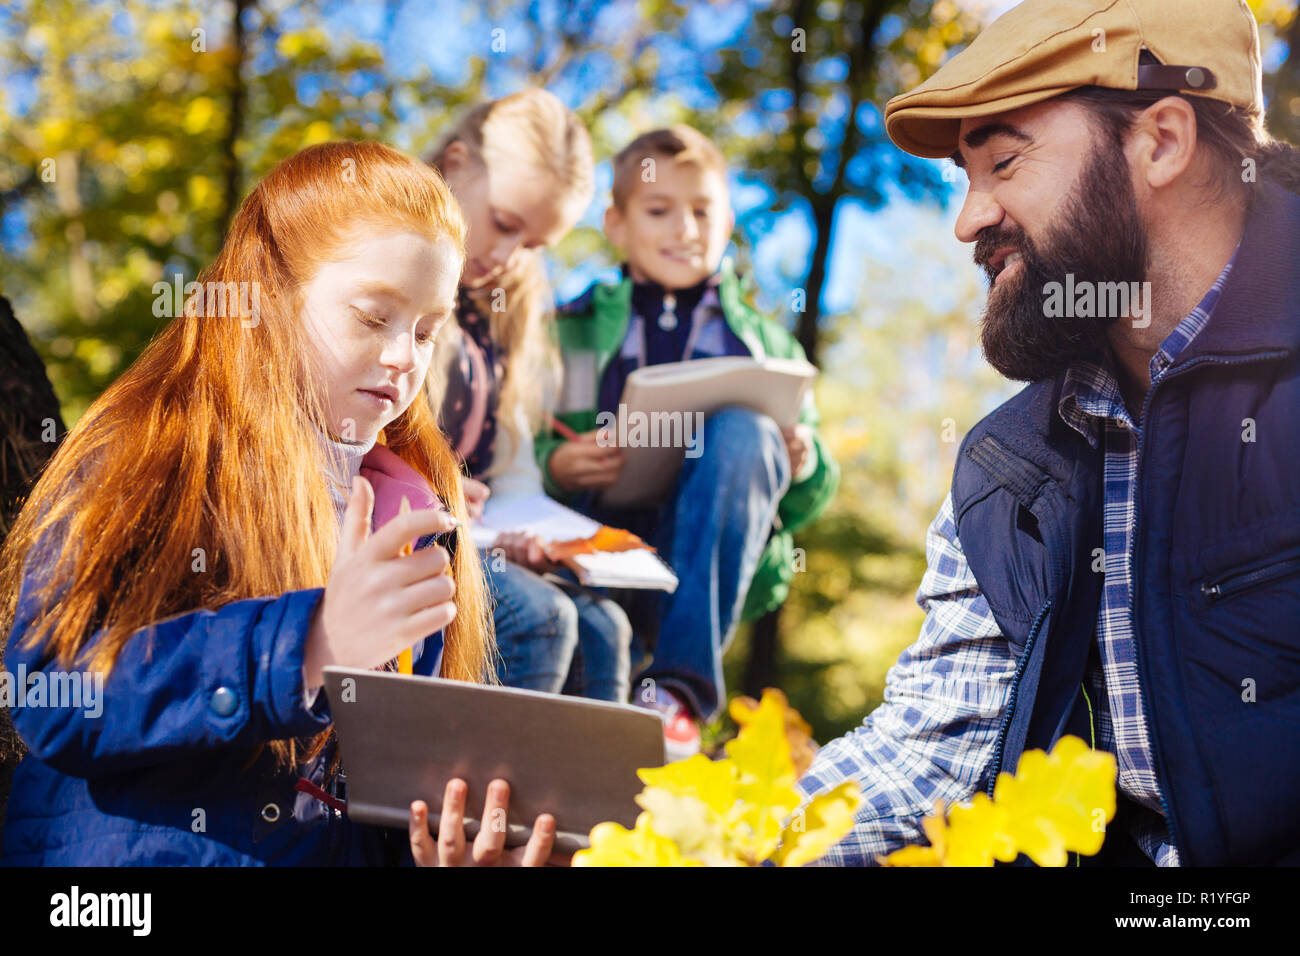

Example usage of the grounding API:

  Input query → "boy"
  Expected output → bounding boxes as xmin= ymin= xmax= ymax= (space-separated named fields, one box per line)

xmin=536 ymin=126 xmax=838 ymax=758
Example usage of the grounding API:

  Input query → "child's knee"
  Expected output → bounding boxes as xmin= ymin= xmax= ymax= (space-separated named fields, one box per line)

xmin=540 ymin=590 xmax=581 ymax=646
xmin=585 ymin=599 xmax=633 ymax=651
xmin=700 ymin=406 xmax=789 ymax=482
xmin=498 ymin=572 xmax=579 ymax=649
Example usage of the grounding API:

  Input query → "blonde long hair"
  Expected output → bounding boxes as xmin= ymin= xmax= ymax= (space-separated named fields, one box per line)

xmin=0 ymin=141 xmax=494 ymax=771
xmin=427 ymin=89 xmax=594 ymax=471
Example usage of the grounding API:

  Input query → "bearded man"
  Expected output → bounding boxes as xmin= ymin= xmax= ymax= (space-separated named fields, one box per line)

xmin=797 ymin=0 xmax=1300 ymax=866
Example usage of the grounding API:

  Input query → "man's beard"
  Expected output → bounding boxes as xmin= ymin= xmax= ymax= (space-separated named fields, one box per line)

xmin=975 ymin=135 xmax=1150 ymax=383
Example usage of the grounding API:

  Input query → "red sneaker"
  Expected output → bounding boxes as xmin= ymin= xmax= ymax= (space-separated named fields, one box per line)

xmin=635 ymin=688 xmax=701 ymax=763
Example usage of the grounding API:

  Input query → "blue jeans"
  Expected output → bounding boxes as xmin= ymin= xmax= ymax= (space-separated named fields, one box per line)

xmin=584 ymin=406 xmax=791 ymax=720
xmin=482 ymin=552 xmax=632 ymax=703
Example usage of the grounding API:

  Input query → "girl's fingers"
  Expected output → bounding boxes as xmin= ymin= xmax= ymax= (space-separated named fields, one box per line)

xmin=471 ymin=779 xmax=511 ymax=865
xmin=520 ymin=814 xmax=556 ymax=867
xmin=409 ymin=800 xmax=436 ymax=867
xmin=396 ymin=572 xmax=456 ymax=615
xmin=438 ymin=779 xmax=468 ymax=867
xmin=369 ymin=507 xmax=460 ymax=560
xmin=338 ymin=476 xmax=375 ymax=560
xmin=386 ymin=544 xmax=452 ymax=585
xmin=407 ymin=602 xmax=457 ymax=644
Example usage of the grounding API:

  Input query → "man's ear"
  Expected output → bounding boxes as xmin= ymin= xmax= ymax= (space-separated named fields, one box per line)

xmin=604 ymin=204 xmax=626 ymax=250
xmin=1132 ymin=96 xmax=1198 ymax=190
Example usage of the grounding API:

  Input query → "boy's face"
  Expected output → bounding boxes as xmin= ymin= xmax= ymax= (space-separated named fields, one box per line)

xmin=605 ymin=158 xmax=734 ymax=290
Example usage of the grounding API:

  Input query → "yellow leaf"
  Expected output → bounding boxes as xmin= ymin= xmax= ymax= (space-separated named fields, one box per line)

xmin=724 ymin=689 xmax=797 ymax=786
xmin=572 ymin=812 xmax=702 ymax=867
xmin=942 ymin=791 xmax=1016 ymax=866
xmin=637 ymin=754 xmax=736 ymax=817
xmin=885 ymin=737 xmax=1116 ymax=867
xmin=774 ymin=781 xmax=864 ymax=867
xmin=724 ymin=690 xmax=801 ymax=861
xmin=635 ymin=788 xmax=740 ymax=866
xmin=730 ymin=688 xmax=817 ymax=776
xmin=993 ymin=735 xmax=1117 ymax=866
xmin=881 ymin=799 xmax=948 ymax=866
xmin=879 ymin=844 xmax=942 ymax=866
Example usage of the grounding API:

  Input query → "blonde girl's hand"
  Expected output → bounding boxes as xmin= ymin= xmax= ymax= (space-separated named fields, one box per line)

xmin=303 ymin=476 xmax=460 ymax=688
xmin=463 ymin=477 xmax=490 ymax=521
xmin=491 ymin=531 xmax=556 ymax=573
xmin=408 ymin=780 xmax=565 ymax=866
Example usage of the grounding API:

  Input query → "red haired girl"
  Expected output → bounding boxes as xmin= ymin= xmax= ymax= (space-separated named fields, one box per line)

xmin=0 ymin=141 xmax=553 ymax=866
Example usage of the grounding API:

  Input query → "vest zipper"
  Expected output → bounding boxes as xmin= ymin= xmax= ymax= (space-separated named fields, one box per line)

xmin=1131 ymin=349 xmax=1289 ymax=865
xmin=1201 ymin=555 xmax=1300 ymax=602
xmin=986 ymin=600 xmax=1053 ymax=798
xmin=1073 ymin=681 xmax=1097 ymax=867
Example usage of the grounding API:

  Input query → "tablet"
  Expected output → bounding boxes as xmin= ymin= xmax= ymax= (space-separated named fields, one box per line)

xmin=323 ymin=666 xmax=666 ymax=854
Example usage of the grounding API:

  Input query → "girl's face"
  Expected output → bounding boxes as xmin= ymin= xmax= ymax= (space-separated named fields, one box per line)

xmin=299 ymin=229 xmax=461 ymax=443
xmin=440 ymin=140 xmax=574 ymax=290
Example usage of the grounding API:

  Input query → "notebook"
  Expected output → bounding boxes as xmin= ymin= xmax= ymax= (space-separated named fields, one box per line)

xmin=597 ymin=355 xmax=817 ymax=508
xmin=470 ymin=493 xmax=678 ymax=591
xmin=323 ymin=667 xmax=665 ymax=853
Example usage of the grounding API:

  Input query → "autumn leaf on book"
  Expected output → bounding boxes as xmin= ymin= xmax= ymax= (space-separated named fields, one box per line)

xmin=545 ymin=526 xmax=678 ymax=592
xmin=471 ymin=493 xmax=678 ymax=592
xmin=546 ymin=525 xmax=651 ymax=559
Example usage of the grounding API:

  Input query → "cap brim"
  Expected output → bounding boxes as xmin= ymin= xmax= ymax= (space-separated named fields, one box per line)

xmin=885 ymin=85 xmax=1084 ymax=159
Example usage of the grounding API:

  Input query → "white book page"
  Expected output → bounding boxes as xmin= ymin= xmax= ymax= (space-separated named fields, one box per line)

xmin=473 ymin=493 xmax=602 ymax=546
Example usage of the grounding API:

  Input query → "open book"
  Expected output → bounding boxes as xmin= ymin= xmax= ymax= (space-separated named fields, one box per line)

xmin=597 ymin=355 xmax=817 ymax=508
xmin=470 ymin=493 xmax=678 ymax=592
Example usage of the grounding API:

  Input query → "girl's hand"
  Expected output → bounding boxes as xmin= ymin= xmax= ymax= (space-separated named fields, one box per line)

xmin=781 ymin=423 xmax=813 ymax=479
xmin=463 ymin=477 xmax=490 ymax=521
xmin=409 ymin=779 xmax=566 ymax=866
xmin=491 ymin=531 xmax=556 ymax=573
xmin=548 ymin=429 xmax=624 ymax=492
xmin=303 ymin=476 xmax=459 ymax=688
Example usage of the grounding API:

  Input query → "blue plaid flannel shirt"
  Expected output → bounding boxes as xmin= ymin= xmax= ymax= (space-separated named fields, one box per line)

xmin=797 ymin=259 xmax=1235 ymax=866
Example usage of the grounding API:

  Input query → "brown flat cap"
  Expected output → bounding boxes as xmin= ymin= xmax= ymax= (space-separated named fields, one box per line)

xmin=885 ymin=0 xmax=1264 ymax=159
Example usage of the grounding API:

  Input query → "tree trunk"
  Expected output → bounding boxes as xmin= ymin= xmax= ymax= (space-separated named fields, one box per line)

xmin=220 ymin=0 xmax=254 ymax=237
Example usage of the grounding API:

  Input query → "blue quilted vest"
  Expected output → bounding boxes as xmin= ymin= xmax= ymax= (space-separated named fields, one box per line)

xmin=951 ymin=182 xmax=1300 ymax=866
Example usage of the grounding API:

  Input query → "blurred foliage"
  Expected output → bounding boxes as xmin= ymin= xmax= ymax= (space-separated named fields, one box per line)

xmin=1251 ymin=0 xmax=1300 ymax=145
xmin=1 ymin=0 xmax=1296 ymax=747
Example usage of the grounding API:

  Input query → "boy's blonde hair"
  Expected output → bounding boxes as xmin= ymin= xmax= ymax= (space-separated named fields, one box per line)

xmin=427 ymin=90 xmax=594 ymax=471
xmin=610 ymin=125 xmax=728 ymax=209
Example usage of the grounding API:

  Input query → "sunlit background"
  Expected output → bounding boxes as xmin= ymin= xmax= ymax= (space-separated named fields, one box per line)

xmin=2 ymin=0 xmax=1296 ymax=741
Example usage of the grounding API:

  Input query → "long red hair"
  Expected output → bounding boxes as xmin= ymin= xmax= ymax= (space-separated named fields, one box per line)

xmin=0 ymin=141 xmax=495 ymax=770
